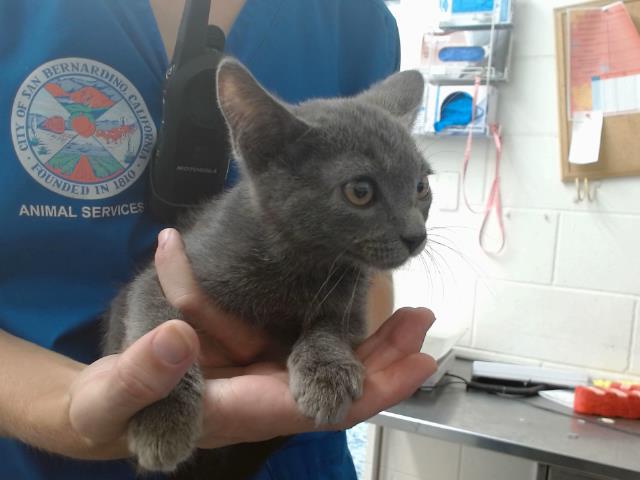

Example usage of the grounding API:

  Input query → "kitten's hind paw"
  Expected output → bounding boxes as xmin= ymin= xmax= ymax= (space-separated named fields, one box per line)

xmin=129 ymin=432 xmax=191 ymax=472
xmin=128 ymin=405 xmax=200 ymax=472
xmin=126 ymin=366 xmax=204 ymax=472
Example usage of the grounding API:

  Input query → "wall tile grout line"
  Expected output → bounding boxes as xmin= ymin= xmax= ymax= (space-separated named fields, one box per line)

xmin=550 ymin=213 xmax=561 ymax=285
xmin=626 ymin=301 xmax=639 ymax=373
xmin=481 ymin=277 xmax=640 ymax=300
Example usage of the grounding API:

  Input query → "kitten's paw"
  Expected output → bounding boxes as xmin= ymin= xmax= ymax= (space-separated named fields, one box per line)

xmin=126 ymin=366 xmax=204 ymax=472
xmin=289 ymin=358 xmax=364 ymax=425
xmin=128 ymin=404 xmax=201 ymax=472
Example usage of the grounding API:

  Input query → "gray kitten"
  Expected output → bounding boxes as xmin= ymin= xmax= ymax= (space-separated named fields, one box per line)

xmin=104 ymin=58 xmax=432 ymax=473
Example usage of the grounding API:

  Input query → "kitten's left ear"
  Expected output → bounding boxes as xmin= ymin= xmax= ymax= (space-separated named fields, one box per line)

xmin=356 ymin=70 xmax=425 ymax=129
xmin=216 ymin=58 xmax=309 ymax=173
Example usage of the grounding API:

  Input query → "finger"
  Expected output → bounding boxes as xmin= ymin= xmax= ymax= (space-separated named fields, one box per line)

xmin=357 ymin=307 xmax=435 ymax=372
xmin=155 ymin=228 xmax=206 ymax=317
xmin=200 ymin=361 xmax=285 ymax=380
xmin=356 ymin=307 xmax=433 ymax=360
xmin=198 ymin=374 xmax=307 ymax=447
xmin=344 ymin=352 xmax=437 ymax=427
xmin=69 ymin=320 xmax=198 ymax=443
xmin=197 ymin=353 xmax=436 ymax=447
xmin=155 ymin=228 xmax=267 ymax=364
xmin=293 ymin=353 xmax=436 ymax=434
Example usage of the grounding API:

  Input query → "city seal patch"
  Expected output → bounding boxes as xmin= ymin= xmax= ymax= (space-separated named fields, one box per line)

xmin=11 ymin=58 xmax=156 ymax=200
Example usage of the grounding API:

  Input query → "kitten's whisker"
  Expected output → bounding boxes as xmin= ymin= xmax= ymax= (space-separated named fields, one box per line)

xmin=426 ymin=245 xmax=453 ymax=278
xmin=308 ymin=251 xmax=346 ymax=309
xmin=305 ymin=257 xmax=350 ymax=326
xmin=420 ymin=248 xmax=445 ymax=299
xmin=427 ymin=236 xmax=466 ymax=258
xmin=422 ymin=248 xmax=443 ymax=280
xmin=427 ymin=239 xmax=493 ymax=295
xmin=421 ymin=253 xmax=435 ymax=298
xmin=342 ymin=267 xmax=361 ymax=338
xmin=423 ymin=149 xmax=461 ymax=162
xmin=428 ymin=238 xmax=479 ymax=272
xmin=412 ymin=248 xmax=435 ymax=299
xmin=423 ymin=246 xmax=454 ymax=295
xmin=425 ymin=230 xmax=458 ymax=244
xmin=427 ymin=225 xmax=477 ymax=232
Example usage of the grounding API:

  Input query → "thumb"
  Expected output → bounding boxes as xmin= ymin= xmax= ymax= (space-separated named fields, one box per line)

xmin=69 ymin=320 xmax=198 ymax=444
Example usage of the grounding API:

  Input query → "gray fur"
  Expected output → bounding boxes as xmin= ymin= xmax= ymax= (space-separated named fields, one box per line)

xmin=105 ymin=58 xmax=431 ymax=472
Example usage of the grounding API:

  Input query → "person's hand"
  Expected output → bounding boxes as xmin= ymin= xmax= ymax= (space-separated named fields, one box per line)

xmin=154 ymin=228 xmax=270 ymax=370
xmin=67 ymin=228 xmax=436 ymax=457
xmin=67 ymin=319 xmax=200 ymax=457
xmin=154 ymin=228 xmax=437 ymax=448
xmin=66 ymin=228 xmax=267 ymax=457
xmin=194 ymin=306 xmax=436 ymax=447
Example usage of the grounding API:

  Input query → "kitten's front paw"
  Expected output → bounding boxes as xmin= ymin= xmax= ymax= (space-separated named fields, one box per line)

xmin=289 ymin=356 xmax=364 ymax=425
xmin=128 ymin=401 xmax=201 ymax=472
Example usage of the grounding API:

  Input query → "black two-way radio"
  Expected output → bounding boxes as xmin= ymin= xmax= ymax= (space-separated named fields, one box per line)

xmin=149 ymin=0 xmax=230 ymax=223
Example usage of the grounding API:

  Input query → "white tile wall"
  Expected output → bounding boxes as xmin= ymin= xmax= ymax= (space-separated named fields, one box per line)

xmin=473 ymin=280 xmax=635 ymax=371
xmin=388 ymin=0 xmax=640 ymax=376
xmin=499 ymin=56 xmax=559 ymax=136
xmin=512 ymin=0 xmax=557 ymax=57
xmin=555 ymin=214 xmax=640 ymax=296
xmin=499 ymin=134 xmax=568 ymax=209
xmin=499 ymin=134 xmax=640 ymax=214
xmin=631 ymin=302 xmax=640 ymax=375
xmin=479 ymin=209 xmax=559 ymax=283
xmin=578 ymin=178 xmax=640 ymax=215
xmin=419 ymin=135 xmax=489 ymax=206
xmin=380 ymin=0 xmax=640 ymax=479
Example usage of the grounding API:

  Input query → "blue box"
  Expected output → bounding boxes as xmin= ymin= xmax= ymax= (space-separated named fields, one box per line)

xmin=439 ymin=0 xmax=512 ymax=29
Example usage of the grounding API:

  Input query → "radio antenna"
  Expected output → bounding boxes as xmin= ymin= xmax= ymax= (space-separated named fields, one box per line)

xmin=172 ymin=0 xmax=212 ymax=67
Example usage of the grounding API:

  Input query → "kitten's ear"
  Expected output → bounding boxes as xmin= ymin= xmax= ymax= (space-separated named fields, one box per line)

xmin=216 ymin=58 xmax=308 ymax=172
xmin=356 ymin=70 xmax=425 ymax=129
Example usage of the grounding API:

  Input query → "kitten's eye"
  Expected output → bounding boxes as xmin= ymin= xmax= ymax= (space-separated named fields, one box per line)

xmin=416 ymin=176 xmax=430 ymax=200
xmin=343 ymin=178 xmax=375 ymax=207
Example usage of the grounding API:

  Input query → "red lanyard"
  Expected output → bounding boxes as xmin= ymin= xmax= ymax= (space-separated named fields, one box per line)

xmin=479 ymin=124 xmax=505 ymax=255
xmin=460 ymin=78 xmax=505 ymax=255
xmin=462 ymin=77 xmax=482 ymax=214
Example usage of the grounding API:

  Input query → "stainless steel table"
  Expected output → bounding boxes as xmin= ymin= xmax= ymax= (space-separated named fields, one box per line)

xmin=369 ymin=359 xmax=640 ymax=480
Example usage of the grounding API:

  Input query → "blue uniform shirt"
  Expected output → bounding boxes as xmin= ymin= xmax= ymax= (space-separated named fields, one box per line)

xmin=0 ymin=0 xmax=399 ymax=478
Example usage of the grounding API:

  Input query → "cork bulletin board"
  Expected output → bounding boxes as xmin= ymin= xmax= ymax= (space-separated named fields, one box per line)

xmin=555 ymin=0 xmax=640 ymax=180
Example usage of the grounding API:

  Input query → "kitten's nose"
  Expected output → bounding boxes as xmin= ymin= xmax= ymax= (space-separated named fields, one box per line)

xmin=400 ymin=233 xmax=426 ymax=254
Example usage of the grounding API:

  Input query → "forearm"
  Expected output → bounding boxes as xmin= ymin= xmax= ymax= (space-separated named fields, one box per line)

xmin=0 ymin=330 xmax=128 ymax=460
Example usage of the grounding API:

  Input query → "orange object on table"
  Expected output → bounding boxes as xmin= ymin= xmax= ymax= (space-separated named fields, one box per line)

xmin=574 ymin=384 xmax=640 ymax=419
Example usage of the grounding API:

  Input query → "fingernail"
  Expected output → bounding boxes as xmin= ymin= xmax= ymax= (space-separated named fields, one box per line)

xmin=152 ymin=323 xmax=192 ymax=365
xmin=415 ymin=307 xmax=436 ymax=326
xmin=158 ymin=229 xmax=173 ymax=250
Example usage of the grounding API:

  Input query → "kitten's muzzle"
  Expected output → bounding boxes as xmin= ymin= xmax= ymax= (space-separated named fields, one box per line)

xmin=401 ymin=233 xmax=426 ymax=255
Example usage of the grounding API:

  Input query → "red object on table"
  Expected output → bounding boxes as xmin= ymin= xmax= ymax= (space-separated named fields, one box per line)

xmin=574 ymin=384 xmax=640 ymax=419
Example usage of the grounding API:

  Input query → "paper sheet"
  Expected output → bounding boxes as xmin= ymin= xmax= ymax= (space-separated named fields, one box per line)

xmin=568 ymin=2 xmax=640 ymax=117
xmin=539 ymin=389 xmax=575 ymax=410
xmin=592 ymin=69 xmax=640 ymax=115
xmin=568 ymin=111 xmax=603 ymax=165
